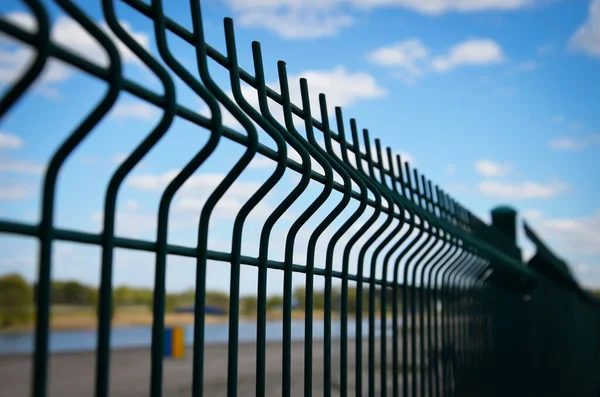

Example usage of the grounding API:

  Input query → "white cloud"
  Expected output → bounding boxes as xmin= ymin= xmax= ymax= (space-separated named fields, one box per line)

xmin=350 ymin=0 xmax=534 ymax=14
xmin=367 ymin=39 xmax=429 ymax=68
xmin=0 ymin=182 xmax=30 ymax=200
xmin=522 ymin=209 xmax=542 ymax=220
xmin=4 ymin=11 xmax=37 ymax=32
xmin=1 ymin=12 xmax=150 ymax=90
xmin=477 ymin=180 xmax=569 ymax=199
xmin=176 ymin=196 xmax=283 ymax=220
xmin=292 ymin=66 xmax=387 ymax=108
xmin=0 ymin=132 xmax=23 ymax=149
xmin=125 ymin=170 xmax=293 ymax=225
xmin=526 ymin=209 xmax=600 ymax=258
xmin=112 ymin=153 xmax=128 ymax=165
xmin=0 ymin=158 xmax=45 ymax=174
xmin=224 ymin=0 xmax=354 ymax=38
xmin=91 ymin=210 xmax=158 ymax=239
xmin=248 ymin=156 xmax=276 ymax=169
xmin=200 ymin=66 xmax=386 ymax=130
xmin=225 ymin=0 xmax=535 ymax=14
xmin=369 ymin=38 xmax=505 ymax=82
xmin=575 ymin=263 xmax=600 ymax=285
xmin=369 ymin=146 xmax=415 ymax=169
xmin=446 ymin=164 xmax=457 ymax=174
xmin=111 ymin=101 xmax=158 ymax=120
xmin=224 ymin=0 xmax=340 ymax=12
xmin=395 ymin=151 xmax=415 ymax=166
xmin=474 ymin=160 xmax=511 ymax=177
xmin=431 ymin=39 xmax=505 ymax=72
xmin=0 ymin=45 xmax=70 ymax=86
xmin=367 ymin=39 xmax=429 ymax=84
xmin=549 ymin=134 xmax=600 ymax=151
xmin=124 ymin=199 xmax=141 ymax=211
xmin=569 ymin=0 xmax=600 ymax=57
xmin=51 ymin=17 xmax=150 ymax=67
xmin=238 ymin=9 xmax=354 ymax=39
xmin=127 ymin=171 xmax=263 ymax=197
xmin=223 ymin=0 xmax=536 ymax=39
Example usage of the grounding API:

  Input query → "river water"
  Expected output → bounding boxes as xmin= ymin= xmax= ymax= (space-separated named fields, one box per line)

xmin=0 ymin=318 xmax=398 ymax=355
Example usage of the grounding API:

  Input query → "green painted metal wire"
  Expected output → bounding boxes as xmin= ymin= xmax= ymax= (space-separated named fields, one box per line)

xmin=0 ymin=1 xmax=599 ymax=397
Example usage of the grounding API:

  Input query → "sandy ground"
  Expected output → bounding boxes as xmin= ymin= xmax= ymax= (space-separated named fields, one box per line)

xmin=0 ymin=338 xmax=436 ymax=397
xmin=3 ymin=310 xmax=328 ymax=333
xmin=2 ymin=313 xmax=227 ymax=333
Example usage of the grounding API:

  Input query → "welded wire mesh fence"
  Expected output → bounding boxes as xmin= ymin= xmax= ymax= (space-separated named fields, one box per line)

xmin=0 ymin=1 xmax=599 ymax=397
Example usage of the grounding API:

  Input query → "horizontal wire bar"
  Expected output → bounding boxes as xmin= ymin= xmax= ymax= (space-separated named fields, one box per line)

xmin=0 ymin=219 xmax=408 ymax=287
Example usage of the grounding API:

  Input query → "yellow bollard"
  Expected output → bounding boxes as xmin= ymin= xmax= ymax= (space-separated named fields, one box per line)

xmin=171 ymin=326 xmax=185 ymax=359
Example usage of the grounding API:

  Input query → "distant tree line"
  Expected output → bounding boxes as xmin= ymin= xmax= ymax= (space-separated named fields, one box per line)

xmin=9 ymin=273 xmax=595 ymax=329
xmin=0 ymin=274 xmax=236 ymax=328
xmin=0 ymin=273 xmax=417 ymax=327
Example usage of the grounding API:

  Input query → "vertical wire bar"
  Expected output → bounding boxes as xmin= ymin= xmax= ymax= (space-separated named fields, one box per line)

xmin=390 ymin=156 xmax=418 ymax=397
xmin=411 ymin=175 xmax=438 ymax=395
xmin=249 ymin=41 xmax=295 ymax=397
xmin=463 ymin=258 xmax=484 ymax=390
xmin=408 ymin=172 xmax=437 ymax=397
xmin=378 ymin=146 xmax=409 ymax=397
xmin=425 ymin=185 xmax=446 ymax=397
xmin=452 ymin=259 xmax=477 ymax=392
xmin=0 ymin=0 xmax=49 ymax=118
xmin=224 ymin=19 xmax=289 ymax=397
xmin=348 ymin=121 xmax=383 ymax=397
xmin=446 ymin=253 xmax=466 ymax=394
xmin=417 ymin=181 xmax=446 ymax=397
xmin=430 ymin=237 xmax=457 ymax=397
xmin=114 ymin=3 xmax=178 ymax=396
xmin=334 ymin=108 xmax=372 ymax=397
xmin=441 ymin=249 xmax=468 ymax=395
xmin=455 ymin=255 xmax=479 ymax=389
xmin=316 ymin=94 xmax=355 ymax=397
xmin=401 ymin=162 xmax=419 ymax=397
xmin=189 ymin=5 xmax=262 ymax=396
xmin=447 ymin=252 xmax=477 ymax=393
xmin=431 ymin=187 xmax=452 ymax=397
xmin=298 ymin=78 xmax=337 ymax=397
xmin=362 ymin=134 xmax=397 ymax=397
xmin=458 ymin=265 xmax=472 ymax=391
xmin=34 ymin=2 xmax=122 ymax=396
xmin=278 ymin=61 xmax=330 ymax=397
xmin=350 ymin=124 xmax=402 ymax=397
xmin=7 ymin=0 xmax=50 ymax=391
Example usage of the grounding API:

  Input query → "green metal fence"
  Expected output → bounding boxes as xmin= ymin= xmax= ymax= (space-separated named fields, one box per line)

xmin=0 ymin=1 xmax=599 ymax=396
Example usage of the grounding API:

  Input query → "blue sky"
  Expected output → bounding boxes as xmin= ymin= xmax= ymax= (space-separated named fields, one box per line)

xmin=0 ymin=0 xmax=599 ymax=296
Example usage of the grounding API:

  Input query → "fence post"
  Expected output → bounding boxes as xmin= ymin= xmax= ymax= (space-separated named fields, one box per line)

xmin=490 ymin=206 xmax=517 ymax=243
xmin=490 ymin=205 xmax=529 ymax=397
